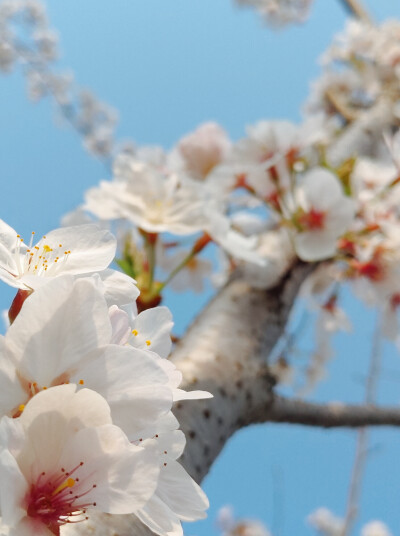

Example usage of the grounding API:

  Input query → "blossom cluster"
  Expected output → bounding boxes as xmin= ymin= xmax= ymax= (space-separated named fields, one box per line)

xmin=234 ymin=0 xmax=313 ymax=26
xmin=0 ymin=0 xmax=120 ymax=160
xmin=66 ymin=85 xmax=400 ymax=389
xmin=0 ymin=221 xmax=210 ymax=535
xmin=308 ymin=508 xmax=393 ymax=536
xmin=216 ymin=506 xmax=393 ymax=536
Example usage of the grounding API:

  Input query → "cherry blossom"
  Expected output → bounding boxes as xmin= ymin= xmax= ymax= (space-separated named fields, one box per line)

xmin=0 ymin=276 xmax=176 ymax=441
xmin=361 ymin=521 xmax=393 ymax=536
xmin=175 ymin=122 xmax=231 ymax=180
xmin=0 ymin=220 xmax=126 ymax=290
xmin=288 ymin=167 xmax=356 ymax=261
xmin=307 ymin=507 xmax=344 ymax=536
xmin=84 ymin=156 xmax=206 ymax=235
xmin=0 ymin=384 xmax=160 ymax=535
xmin=234 ymin=0 xmax=313 ymax=27
xmin=108 ymin=304 xmax=212 ymax=403
xmin=217 ymin=505 xmax=271 ymax=536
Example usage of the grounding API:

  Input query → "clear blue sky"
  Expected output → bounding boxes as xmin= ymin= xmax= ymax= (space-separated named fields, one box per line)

xmin=1 ymin=1 xmax=400 ymax=535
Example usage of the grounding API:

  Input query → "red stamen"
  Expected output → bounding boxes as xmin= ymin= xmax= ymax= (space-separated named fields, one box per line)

xmin=298 ymin=208 xmax=326 ymax=230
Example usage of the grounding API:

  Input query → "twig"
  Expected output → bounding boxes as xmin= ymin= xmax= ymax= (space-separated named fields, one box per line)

xmin=341 ymin=317 xmax=382 ymax=535
xmin=325 ymin=88 xmax=359 ymax=123
xmin=338 ymin=0 xmax=373 ymax=24
xmin=266 ymin=397 xmax=400 ymax=428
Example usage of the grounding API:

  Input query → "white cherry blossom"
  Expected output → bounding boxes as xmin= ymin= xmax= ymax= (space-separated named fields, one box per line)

xmin=109 ymin=304 xmax=173 ymax=358
xmin=108 ymin=304 xmax=212 ymax=403
xmin=289 ymin=167 xmax=356 ymax=261
xmin=176 ymin=122 xmax=231 ymax=180
xmin=0 ymin=384 xmax=160 ymax=535
xmin=217 ymin=505 xmax=271 ymax=536
xmin=0 ymin=276 xmax=176 ymax=441
xmin=362 ymin=521 xmax=393 ymax=536
xmin=0 ymin=220 xmax=132 ymax=294
xmin=234 ymin=0 xmax=313 ymax=27
xmin=307 ymin=507 xmax=344 ymax=536
xmin=84 ymin=156 xmax=206 ymax=235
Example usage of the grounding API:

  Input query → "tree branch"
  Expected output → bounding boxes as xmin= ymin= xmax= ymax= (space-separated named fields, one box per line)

xmin=338 ymin=0 xmax=372 ymax=24
xmin=266 ymin=396 xmax=400 ymax=428
xmin=325 ymin=88 xmax=359 ymax=123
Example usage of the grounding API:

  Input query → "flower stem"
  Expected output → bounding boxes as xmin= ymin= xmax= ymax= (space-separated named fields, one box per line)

xmin=159 ymin=233 xmax=212 ymax=291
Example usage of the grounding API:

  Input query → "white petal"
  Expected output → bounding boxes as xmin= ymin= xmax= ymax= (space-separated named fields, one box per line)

xmin=71 ymin=346 xmax=173 ymax=439
xmin=0 ymin=337 xmax=27 ymax=417
xmin=9 ymin=517 xmax=53 ymax=536
xmin=173 ymin=389 xmax=213 ymax=401
xmin=93 ymin=269 xmax=139 ymax=307
xmin=0 ymin=419 xmax=27 ymax=526
xmin=109 ymin=305 xmax=131 ymax=344
xmin=295 ymin=231 xmax=338 ymax=261
xmin=58 ymin=425 xmax=160 ymax=513
xmin=301 ymin=168 xmax=343 ymax=210
xmin=136 ymin=494 xmax=183 ymax=536
xmin=130 ymin=307 xmax=173 ymax=358
xmin=6 ymin=278 xmax=111 ymax=387
xmin=17 ymin=386 xmax=112 ymax=480
xmin=34 ymin=224 xmax=116 ymax=275
xmin=142 ymin=430 xmax=186 ymax=460
xmin=0 ymin=220 xmax=19 ymax=251
xmin=157 ymin=461 xmax=209 ymax=521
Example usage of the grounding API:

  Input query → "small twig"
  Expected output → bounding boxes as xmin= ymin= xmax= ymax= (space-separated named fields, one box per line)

xmin=325 ymin=89 xmax=359 ymax=123
xmin=341 ymin=317 xmax=382 ymax=536
xmin=338 ymin=0 xmax=373 ymax=24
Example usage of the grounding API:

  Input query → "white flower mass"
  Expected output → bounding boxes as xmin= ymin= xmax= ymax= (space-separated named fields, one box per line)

xmin=2 ymin=0 xmax=400 ymax=534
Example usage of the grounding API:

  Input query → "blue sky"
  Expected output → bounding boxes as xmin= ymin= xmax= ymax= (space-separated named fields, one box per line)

xmin=1 ymin=1 xmax=400 ymax=535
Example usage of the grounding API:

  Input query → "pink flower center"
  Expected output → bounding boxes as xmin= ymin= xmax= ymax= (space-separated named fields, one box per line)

xmin=390 ymin=293 xmax=400 ymax=310
xmin=26 ymin=462 xmax=97 ymax=535
xmin=298 ymin=208 xmax=326 ymax=230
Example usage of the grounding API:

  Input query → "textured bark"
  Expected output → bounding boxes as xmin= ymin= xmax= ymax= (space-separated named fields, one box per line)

xmin=171 ymin=262 xmax=313 ymax=481
xmin=68 ymin=261 xmax=400 ymax=536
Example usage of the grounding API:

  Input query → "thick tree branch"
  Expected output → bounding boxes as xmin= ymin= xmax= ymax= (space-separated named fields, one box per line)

xmin=266 ymin=396 xmax=400 ymax=428
xmin=172 ymin=261 xmax=314 ymax=482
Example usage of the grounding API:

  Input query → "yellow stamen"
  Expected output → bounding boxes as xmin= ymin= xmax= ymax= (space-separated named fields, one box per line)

xmin=18 ymin=404 xmax=25 ymax=413
xmin=43 ymin=245 xmax=51 ymax=253
xmin=52 ymin=477 xmax=75 ymax=496
xmin=132 ymin=329 xmax=138 ymax=336
xmin=146 ymin=340 xmax=151 ymax=346
xmin=79 ymin=379 xmax=84 ymax=385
